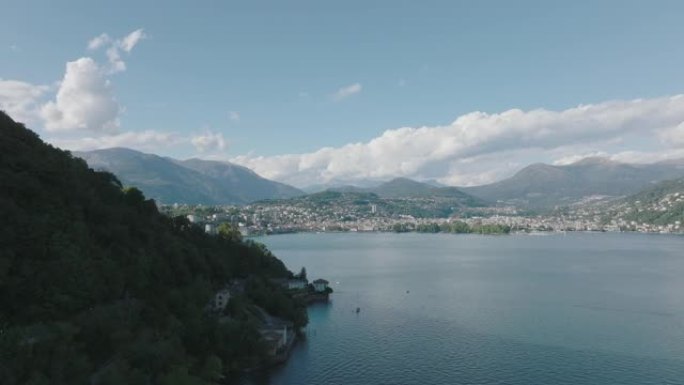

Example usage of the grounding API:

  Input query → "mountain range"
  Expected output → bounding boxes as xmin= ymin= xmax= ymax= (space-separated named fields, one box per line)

xmin=460 ymin=157 xmax=684 ymax=209
xmin=328 ymin=177 xmax=484 ymax=204
xmin=76 ymin=147 xmax=684 ymax=210
xmin=75 ymin=148 xmax=304 ymax=205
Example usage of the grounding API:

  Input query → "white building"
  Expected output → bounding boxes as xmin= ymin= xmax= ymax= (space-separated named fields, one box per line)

xmin=205 ymin=224 xmax=217 ymax=235
xmin=313 ymin=279 xmax=329 ymax=292
xmin=288 ymin=279 xmax=307 ymax=290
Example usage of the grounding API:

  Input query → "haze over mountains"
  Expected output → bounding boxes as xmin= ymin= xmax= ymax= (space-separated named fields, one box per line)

xmin=75 ymin=147 xmax=684 ymax=210
xmin=75 ymin=148 xmax=304 ymax=205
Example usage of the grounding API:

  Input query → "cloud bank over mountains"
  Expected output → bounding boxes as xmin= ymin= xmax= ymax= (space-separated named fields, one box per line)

xmin=231 ymin=95 xmax=684 ymax=186
xmin=3 ymin=31 xmax=684 ymax=187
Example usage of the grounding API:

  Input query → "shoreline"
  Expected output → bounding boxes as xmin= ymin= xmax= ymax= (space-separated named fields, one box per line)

xmin=240 ymin=293 xmax=330 ymax=375
xmin=249 ymin=228 xmax=684 ymax=238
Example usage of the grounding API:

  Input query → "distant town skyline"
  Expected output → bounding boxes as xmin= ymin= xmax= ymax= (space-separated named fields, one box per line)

xmin=2 ymin=1 xmax=684 ymax=186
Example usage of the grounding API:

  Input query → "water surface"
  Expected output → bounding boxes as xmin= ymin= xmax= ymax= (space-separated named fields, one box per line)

xmin=241 ymin=232 xmax=684 ymax=384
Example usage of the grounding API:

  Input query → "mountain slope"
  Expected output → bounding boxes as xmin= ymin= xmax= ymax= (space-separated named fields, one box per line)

xmin=462 ymin=157 xmax=684 ymax=209
xmin=177 ymin=158 xmax=303 ymax=202
xmin=604 ymin=177 xmax=684 ymax=227
xmin=328 ymin=177 xmax=485 ymax=205
xmin=369 ymin=177 xmax=435 ymax=198
xmin=0 ymin=111 xmax=307 ymax=383
xmin=75 ymin=148 xmax=303 ymax=205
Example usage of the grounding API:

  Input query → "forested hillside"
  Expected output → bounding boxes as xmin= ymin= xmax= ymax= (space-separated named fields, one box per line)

xmin=0 ymin=111 xmax=306 ymax=384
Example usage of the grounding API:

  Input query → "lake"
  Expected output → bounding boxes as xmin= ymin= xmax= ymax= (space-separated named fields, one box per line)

xmin=239 ymin=232 xmax=684 ymax=384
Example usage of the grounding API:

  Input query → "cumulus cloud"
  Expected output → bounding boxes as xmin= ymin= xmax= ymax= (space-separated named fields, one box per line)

xmin=35 ymin=29 xmax=146 ymax=133
xmin=41 ymin=58 xmax=120 ymax=132
xmin=331 ymin=83 xmax=362 ymax=101
xmin=49 ymin=130 xmax=184 ymax=152
xmin=231 ymin=95 xmax=684 ymax=187
xmin=0 ymin=79 xmax=49 ymax=123
xmin=228 ymin=111 xmax=240 ymax=122
xmin=192 ymin=132 xmax=227 ymax=152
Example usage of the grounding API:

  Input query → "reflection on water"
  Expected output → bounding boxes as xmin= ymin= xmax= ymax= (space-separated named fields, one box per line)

xmin=238 ymin=232 xmax=684 ymax=384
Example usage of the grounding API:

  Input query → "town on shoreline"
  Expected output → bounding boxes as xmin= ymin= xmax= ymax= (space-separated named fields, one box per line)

xmin=162 ymin=200 xmax=683 ymax=237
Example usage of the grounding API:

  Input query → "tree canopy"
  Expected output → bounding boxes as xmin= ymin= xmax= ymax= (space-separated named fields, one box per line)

xmin=0 ymin=111 xmax=306 ymax=384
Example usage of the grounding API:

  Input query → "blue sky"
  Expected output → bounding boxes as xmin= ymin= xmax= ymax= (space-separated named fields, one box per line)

xmin=2 ymin=1 xmax=684 ymax=186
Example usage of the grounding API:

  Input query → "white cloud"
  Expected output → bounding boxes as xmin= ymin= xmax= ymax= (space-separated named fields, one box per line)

xmin=608 ymin=149 xmax=684 ymax=164
xmin=331 ymin=83 xmax=362 ymax=101
xmin=88 ymin=29 xmax=145 ymax=73
xmin=0 ymin=79 xmax=49 ymax=124
xmin=106 ymin=46 xmax=126 ymax=73
xmin=552 ymin=152 xmax=609 ymax=166
xmin=231 ymin=95 xmax=684 ymax=187
xmin=41 ymin=57 xmax=120 ymax=133
xmin=37 ymin=29 xmax=146 ymax=133
xmin=229 ymin=111 xmax=240 ymax=122
xmin=192 ymin=132 xmax=227 ymax=152
xmin=659 ymin=121 xmax=684 ymax=146
xmin=120 ymin=29 xmax=146 ymax=52
xmin=49 ymin=130 xmax=183 ymax=152
xmin=87 ymin=33 xmax=111 ymax=50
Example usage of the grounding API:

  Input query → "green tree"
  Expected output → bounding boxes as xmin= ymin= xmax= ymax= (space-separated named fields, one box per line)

xmin=217 ymin=222 xmax=243 ymax=242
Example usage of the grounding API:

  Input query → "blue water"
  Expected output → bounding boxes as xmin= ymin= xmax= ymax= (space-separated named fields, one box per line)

xmin=240 ymin=232 xmax=684 ymax=384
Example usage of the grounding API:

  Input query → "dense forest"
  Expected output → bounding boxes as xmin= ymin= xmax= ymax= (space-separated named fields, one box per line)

xmin=0 ymin=111 xmax=307 ymax=384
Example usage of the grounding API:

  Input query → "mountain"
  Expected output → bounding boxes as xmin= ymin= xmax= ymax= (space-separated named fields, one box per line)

xmin=327 ymin=177 xmax=485 ymax=205
xmin=625 ymin=177 xmax=684 ymax=204
xmin=282 ymin=177 xmax=486 ymax=218
xmin=461 ymin=157 xmax=684 ymax=209
xmin=369 ymin=177 xmax=435 ymax=198
xmin=605 ymin=177 xmax=684 ymax=227
xmin=176 ymin=158 xmax=304 ymax=201
xmin=0 ymin=111 xmax=306 ymax=383
xmin=305 ymin=177 xmax=448 ymax=194
xmin=75 ymin=148 xmax=304 ymax=205
xmin=301 ymin=179 xmax=383 ymax=193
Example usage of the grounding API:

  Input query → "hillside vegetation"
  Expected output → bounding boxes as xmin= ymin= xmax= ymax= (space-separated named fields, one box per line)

xmin=0 ymin=111 xmax=306 ymax=384
xmin=603 ymin=178 xmax=684 ymax=228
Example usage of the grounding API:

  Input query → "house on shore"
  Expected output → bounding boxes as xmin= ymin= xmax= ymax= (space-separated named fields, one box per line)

xmin=288 ymin=278 xmax=308 ymax=290
xmin=256 ymin=309 xmax=295 ymax=358
xmin=313 ymin=279 xmax=329 ymax=292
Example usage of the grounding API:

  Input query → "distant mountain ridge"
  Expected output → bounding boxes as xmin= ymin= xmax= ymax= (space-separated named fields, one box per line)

xmin=75 ymin=148 xmax=304 ymax=205
xmin=461 ymin=157 xmax=684 ymax=209
xmin=327 ymin=177 xmax=484 ymax=204
xmin=76 ymin=148 xmax=684 ymax=210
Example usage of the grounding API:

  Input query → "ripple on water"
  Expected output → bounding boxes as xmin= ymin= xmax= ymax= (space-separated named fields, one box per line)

xmin=238 ymin=233 xmax=684 ymax=385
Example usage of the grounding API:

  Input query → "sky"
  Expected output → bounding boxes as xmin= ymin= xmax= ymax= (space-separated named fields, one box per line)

xmin=2 ymin=0 xmax=684 ymax=187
